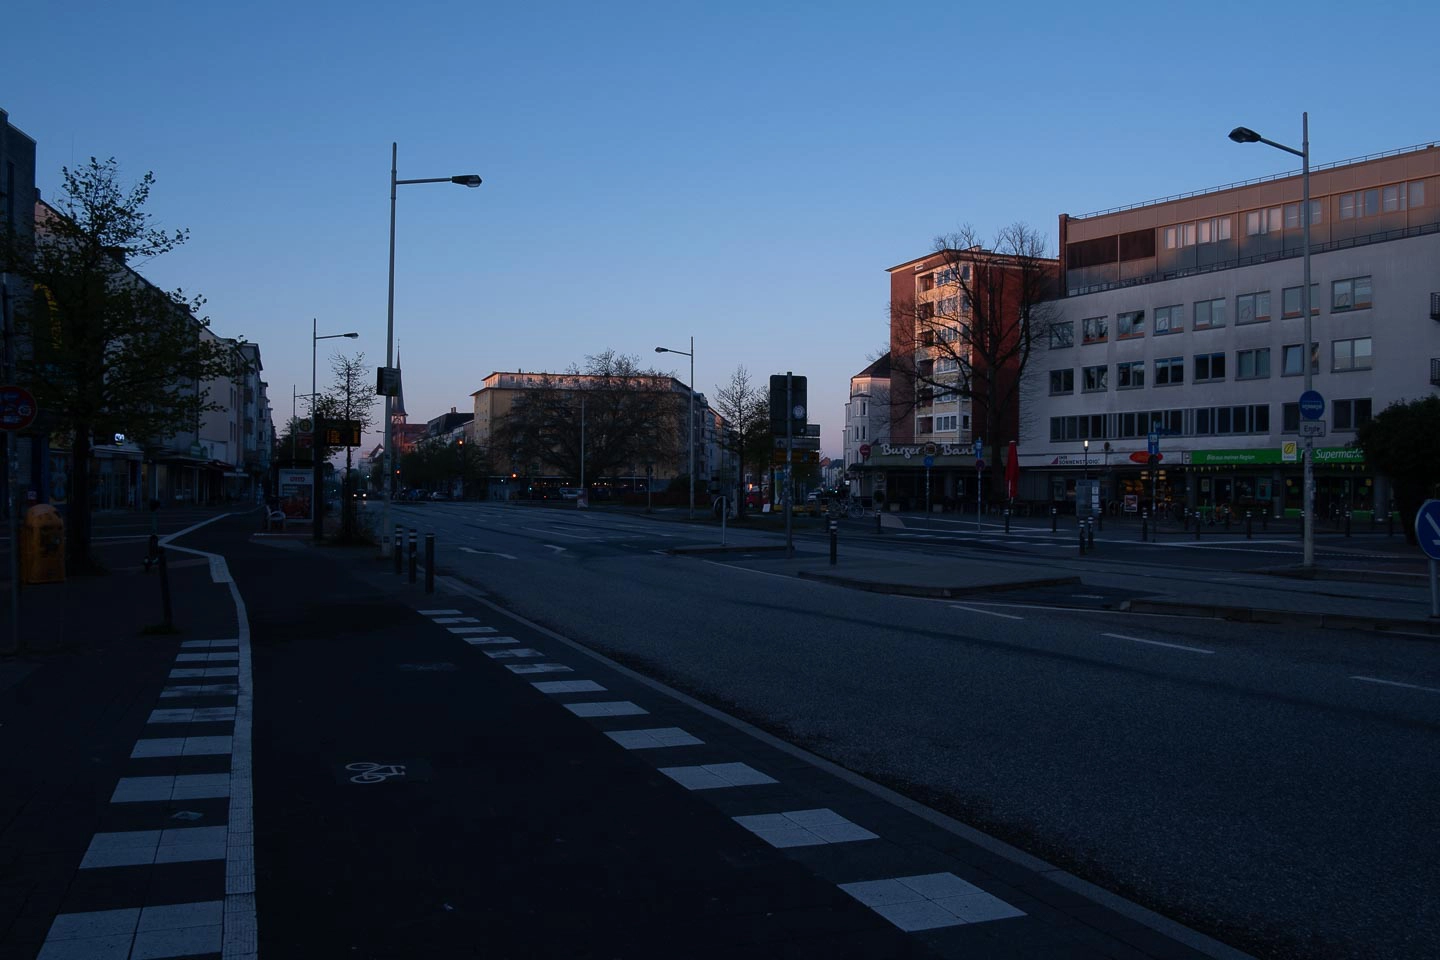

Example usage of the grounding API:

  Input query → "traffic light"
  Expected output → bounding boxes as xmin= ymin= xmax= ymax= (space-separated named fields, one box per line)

xmin=769 ymin=373 xmax=807 ymax=436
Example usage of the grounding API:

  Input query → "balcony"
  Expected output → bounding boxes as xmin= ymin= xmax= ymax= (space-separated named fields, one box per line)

xmin=1431 ymin=292 xmax=1440 ymax=321
xmin=1431 ymin=358 xmax=1440 ymax=387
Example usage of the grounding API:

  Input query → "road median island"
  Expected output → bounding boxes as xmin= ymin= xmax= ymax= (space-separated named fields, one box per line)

xmin=668 ymin=544 xmax=791 ymax=556
xmin=1120 ymin=598 xmax=1440 ymax=636
xmin=796 ymin=571 xmax=1081 ymax=598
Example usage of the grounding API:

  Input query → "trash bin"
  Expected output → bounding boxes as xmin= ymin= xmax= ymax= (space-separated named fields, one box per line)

xmin=21 ymin=503 xmax=65 ymax=584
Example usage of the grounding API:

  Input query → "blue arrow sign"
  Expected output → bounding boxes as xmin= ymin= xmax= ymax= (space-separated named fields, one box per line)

xmin=974 ymin=439 xmax=983 ymax=460
xmin=922 ymin=455 xmax=934 ymax=468
xmin=1147 ymin=432 xmax=1160 ymax=456
xmin=1299 ymin=390 xmax=1324 ymax=421
xmin=1416 ymin=500 xmax=1440 ymax=561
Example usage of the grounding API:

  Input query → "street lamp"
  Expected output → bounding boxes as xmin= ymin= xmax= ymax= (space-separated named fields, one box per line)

xmin=1230 ymin=114 xmax=1314 ymax=567
xmin=381 ymin=143 xmax=482 ymax=556
xmin=655 ymin=337 xmax=695 ymax=520
xmin=311 ymin=321 xmax=358 ymax=542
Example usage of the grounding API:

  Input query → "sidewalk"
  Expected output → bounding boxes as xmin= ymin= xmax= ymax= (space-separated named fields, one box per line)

xmin=178 ymin=513 xmax=1242 ymax=959
xmin=0 ymin=528 xmax=243 ymax=960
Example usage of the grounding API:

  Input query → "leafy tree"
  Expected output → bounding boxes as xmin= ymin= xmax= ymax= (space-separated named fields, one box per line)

xmin=712 ymin=365 xmax=772 ymax=517
xmin=1356 ymin=395 xmax=1440 ymax=546
xmin=494 ymin=350 xmax=683 ymax=484
xmin=0 ymin=158 xmax=231 ymax=571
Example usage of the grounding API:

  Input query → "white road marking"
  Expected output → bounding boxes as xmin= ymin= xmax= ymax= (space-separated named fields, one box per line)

xmin=419 ymin=609 xmax=461 ymax=615
xmin=1351 ymin=675 xmax=1440 ymax=695
xmin=458 ymin=547 xmax=518 ymax=559
xmin=544 ymin=545 xmax=566 ymax=554
xmin=949 ymin=604 xmax=1023 ymax=620
xmin=1071 ymin=594 xmax=1105 ymax=599
xmin=1101 ymin=632 xmax=1214 ymax=655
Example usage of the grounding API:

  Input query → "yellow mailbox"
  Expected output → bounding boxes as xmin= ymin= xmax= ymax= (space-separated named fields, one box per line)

xmin=21 ymin=503 xmax=65 ymax=583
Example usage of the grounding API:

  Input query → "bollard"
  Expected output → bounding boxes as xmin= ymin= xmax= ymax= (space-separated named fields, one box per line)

xmin=829 ymin=519 xmax=838 ymax=566
xmin=1097 ymin=508 xmax=1103 ymax=532
xmin=1087 ymin=517 xmax=1095 ymax=550
xmin=1262 ymin=513 xmax=1268 ymax=532
xmin=1141 ymin=509 xmax=1148 ymax=543
xmin=1078 ymin=525 xmax=1085 ymax=556
xmin=1194 ymin=516 xmax=1201 ymax=541
xmin=1246 ymin=511 xmax=1253 ymax=540
xmin=1345 ymin=510 xmax=1352 ymax=538
xmin=425 ymin=533 xmax=435 ymax=593
xmin=394 ymin=526 xmax=403 ymax=574
xmin=1004 ymin=509 xmax=1010 ymax=534
xmin=1388 ymin=509 xmax=1395 ymax=537
xmin=875 ymin=511 xmax=882 ymax=535
xmin=1224 ymin=511 xmax=1231 ymax=533
xmin=1051 ymin=506 xmax=1057 ymax=533
xmin=408 ymin=528 xmax=417 ymax=584
xmin=158 ymin=547 xmax=173 ymax=630
xmin=1182 ymin=509 xmax=1190 ymax=532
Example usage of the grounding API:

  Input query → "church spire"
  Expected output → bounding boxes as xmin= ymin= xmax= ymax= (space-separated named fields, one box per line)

xmin=391 ymin=350 xmax=407 ymax=421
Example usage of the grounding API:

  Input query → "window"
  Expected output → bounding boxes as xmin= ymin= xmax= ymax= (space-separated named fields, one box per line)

xmin=1117 ymin=310 xmax=1145 ymax=338
xmin=937 ymin=324 xmax=962 ymax=343
xmin=1340 ymin=193 xmax=1356 ymax=220
xmin=1193 ymin=298 xmax=1226 ymax=330
xmin=1154 ymin=357 xmax=1184 ymax=385
xmin=1282 ymin=402 xmax=1300 ymax=433
xmin=1117 ymin=361 xmax=1145 ymax=389
xmin=1154 ymin=304 xmax=1183 ymax=335
xmin=1082 ymin=316 xmax=1108 ymax=344
xmin=1382 ymin=184 xmax=1405 ymax=213
xmin=1333 ymin=398 xmax=1372 ymax=431
xmin=1285 ymin=200 xmax=1323 ymax=229
xmin=916 ymin=416 xmax=933 ymax=434
xmin=1282 ymin=342 xmax=1319 ymax=376
xmin=1365 ymin=188 xmax=1379 ymax=216
xmin=1236 ymin=348 xmax=1271 ymax=379
xmin=935 ymin=414 xmax=958 ymax=432
xmin=1049 ymin=415 xmax=1109 ymax=442
xmin=1162 ymin=226 xmax=1176 ymax=250
xmin=1049 ymin=369 xmax=1074 ymax=395
xmin=1195 ymin=405 xmax=1269 ymax=436
xmin=1082 ymin=365 xmax=1108 ymax=392
xmin=1195 ymin=217 xmax=1231 ymax=243
xmin=1332 ymin=337 xmax=1373 ymax=371
xmin=1282 ymin=284 xmax=1320 ymax=317
xmin=1237 ymin=291 xmax=1271 ymax=324
xmin=1050 ymin=321 xmax=1074 ymax=348
xmin=1194 ymin=352 xmax=1226 ymax=382
xmin=1411 ymin=181 xmax=1426 ymax=208
xmin=1331 ymin=276 xmax=1373 ymax=311
xmin=1245 ymin=207 xmax=1283 ymax=235
xmin=936 ymin=356 xmax=958 ymax=373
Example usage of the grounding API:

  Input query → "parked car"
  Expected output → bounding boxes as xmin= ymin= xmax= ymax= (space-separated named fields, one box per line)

xmin=559 ymin=487 xmax=582 ymax=500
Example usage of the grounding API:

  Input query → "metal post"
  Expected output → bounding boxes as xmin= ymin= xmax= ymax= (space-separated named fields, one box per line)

xmin=424 ymin=533 xmax=434 ymax=594
xmin=1195 ymin=515 xmax=1201 ymax=541
xmin=382 ymin=144 xmax=398 ymax=558
xmin=1246 ymin=511 xmax=1253 ymax=540
xmin=1051 ymin=506 xmax=1057 ymax=533
xmin=394 ymin=526 xmax=402 ymax=574
xmin=1004 ymin=508 xmax=1009 ymax=534
xmin=720 ymin=497 xmax=727 ymax=546
xmin=1087 ymin=517 xmax=1094 ymax=550
xmin=829 ymin=519 xmax=837 ymax=566
xmin=1141 ymin=509 xmax=1148 ymax=542
xmin=925 ymin=466 xmax=931 ymax=515
xmin=976 ymin=461 xmax=982 ymax=533
xmin=158 ymin=548 xmax=173 ymax=630
xmin=688 ymin=337 xmax=694 ymax=521
xmin=1224 ymin=510 xmax=1231 ymax=533
xmin=1389 ymin=505 xmax=1395 ymax=538
xmin=1300 ymin=112 xmax=1315 ymax=569
xmin=1431 ymin=558 xmax=1439 ymax=619
xmin=1345 ymin=510 xmax=1352 ymax=538
xmin=784 ymin=372 xmax=793 ymax=557
xmin=1078 ymin=524 xmax=1085 ymax=556
xmin=408 ymin=528 xmax=417 ymax=584
xmin=875 ymin=510 xmax=882 ymax=535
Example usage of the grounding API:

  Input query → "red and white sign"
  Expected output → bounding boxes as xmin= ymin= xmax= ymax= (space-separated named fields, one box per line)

xmin=1129 ymin=451 xmax=1163 ymax=464
xmin=0 ymin=385 xmax=37 ymax=431
xmin=859 ymin=444 xmax=871 ymax=460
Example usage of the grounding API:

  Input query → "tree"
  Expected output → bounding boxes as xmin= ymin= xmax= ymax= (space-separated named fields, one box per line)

xmin=1356 ymin=396 xmax=1440 ymax=546
xmin=494 ymin=351 xmax=683 ymax=485
xmin=712 ymin=365 xmax=772 ymax=517
xmin=889 ymin=223 xmax=1058 ymax=492
xmin=0 ymin=158 xmax=231 ymax=572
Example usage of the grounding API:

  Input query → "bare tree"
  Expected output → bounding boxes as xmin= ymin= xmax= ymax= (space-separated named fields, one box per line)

xmin=712 ymin=365 xmax=772 ymax=517
xmin=889 ymin=223 xmax=1058 ymax=477
xmin=494 ymin=351 xmax=683 ymax=485
xmin=322 ymin=352 xmax=374 ymax=538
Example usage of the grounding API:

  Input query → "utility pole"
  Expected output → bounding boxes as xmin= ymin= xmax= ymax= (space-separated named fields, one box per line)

xmin=785 ymin=372 xmax=793 ymax=557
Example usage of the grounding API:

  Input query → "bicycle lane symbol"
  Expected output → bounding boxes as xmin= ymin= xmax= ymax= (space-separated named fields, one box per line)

xmin=344 ymin=761 xmax=408 ymax=784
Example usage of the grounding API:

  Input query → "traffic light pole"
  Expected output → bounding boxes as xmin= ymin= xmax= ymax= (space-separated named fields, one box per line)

xmin=785 ymin=372 xmax=793 ymax=558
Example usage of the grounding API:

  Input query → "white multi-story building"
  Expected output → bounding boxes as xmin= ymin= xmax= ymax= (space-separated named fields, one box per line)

xmin=1022 ymin=140 xmax=1440 ymax=518
xmin=843 ymin=354 xmax=891 ymax=497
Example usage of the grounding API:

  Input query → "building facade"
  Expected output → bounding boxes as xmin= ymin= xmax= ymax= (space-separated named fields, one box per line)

xmin=842 ymin=354 xmax=890 ymax=498
xmin=1022 ymin=140 xmax=1440 ymax=517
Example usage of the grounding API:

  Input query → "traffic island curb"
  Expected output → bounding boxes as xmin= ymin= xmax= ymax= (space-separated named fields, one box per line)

xmin=669 ymin=544 xmax=791 ymax=556
xmin=795 ymin=572 xmax=1081 ymax=598
xmin=1119 ymin=598 xmax=1440 ymax=636
xmin=1257 ymin=565 xmax=1429 ymax=585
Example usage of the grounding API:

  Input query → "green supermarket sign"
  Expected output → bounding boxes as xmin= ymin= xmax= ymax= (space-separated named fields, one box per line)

xmin=1187 ymin=447 xmax=1365 ymax=466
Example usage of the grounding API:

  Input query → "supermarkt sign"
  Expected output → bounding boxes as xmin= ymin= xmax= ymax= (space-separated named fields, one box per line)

xmin=1184 ymin=447 xmax=1365 ymax=467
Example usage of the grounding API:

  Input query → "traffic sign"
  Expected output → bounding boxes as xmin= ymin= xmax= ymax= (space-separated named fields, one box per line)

xmin=1416 ymin=500 xmax=1440 ymax=561
xmin=974 ymin=438 xmax=983 ymax=460
xmin=922 ymin=456 xmax=934 ymax=468
xmin=1147 ymin=432 xmax=1160 ymax=456
xmin=0 ymin=385 xmax=37 ymax=431
xmin=1298 ymin=420 xmax=1326 ymax=438
xmin=1299 ymin=390 xmax=1324 ymax=421
xmin=859 ymin=443 xmax=871 ymax=460
xmin=774 ymin=437 xmax=820 ymax=450
xmin=975 ymin=458 xmax=985 ymax=471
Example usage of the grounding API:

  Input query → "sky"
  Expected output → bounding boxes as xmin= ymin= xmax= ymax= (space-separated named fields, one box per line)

xmin=6 ymin=0 xmax=1437 ymax=460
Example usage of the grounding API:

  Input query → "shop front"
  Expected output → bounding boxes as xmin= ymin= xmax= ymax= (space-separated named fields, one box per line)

xmin=860 ymin=441 xmax=979 ymax=512
xmin=1184 ymin=445 xmax=1376 ymax=519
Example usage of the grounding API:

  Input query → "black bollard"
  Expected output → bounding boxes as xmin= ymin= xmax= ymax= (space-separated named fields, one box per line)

xmin=1246 ymin=511 xmax=1253 ymax=540
xmin=425 ymin=533 xmax=435 ymax=593
xmin=158 ymin=548 xmax=173 ymax=630
xmin=1388 ymin=508 xmax=1395 ymax=538
xmin=1182 ymin=509 xmax=1190 ymax=532
xmin=829 ymin=519 xmax=838 ymax=566
xmin=1051 ymin=506 xmax=1057 ymax=533
xmin=1224 ymin=510 xmax=1231 ymax=533
xmin=408 ymin=528 xmax=417 ymax=584
xmin=1141 ymin=509 xmax=1148 ymax=543
xmin=1087 ymin=517 xmax=1095 ymax=550
xmin=1004 ymin=509 xmax=1010 ymax=534
xmin=394 ymin=526 xmax=403 ymax=574
xmin=1079 ymin=524 xmax=1086 ymax=556
xmin=1345 ymin=510 xmax=1352 ymax=538
xmin=1262 ymin=513 xmax=1268 ymax=532
xmin=1195 ymin=516 xmax=1201 ymax=541
xmin=875 ymin=511 xmax=882 ymax=535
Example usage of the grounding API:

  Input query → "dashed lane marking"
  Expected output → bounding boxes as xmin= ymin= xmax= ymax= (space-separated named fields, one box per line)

xmin=948 ymin=604 xmax=1023 ymax=620
xmin=1351 ymin=676 xmax=1440 ymax=695
xmin=1101 ymin=632 xmax=1215 ymax=655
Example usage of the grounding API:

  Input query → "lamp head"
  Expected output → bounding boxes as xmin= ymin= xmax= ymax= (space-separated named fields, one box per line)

xmin=1083 ymin=439 xmax=1090 ymax=451
xmin=344 ymin=332 xmax=359 ymax=339
xmin=451 ymin=174 xmax=483 ymax=188
xmin=1228 ymin=126 xmax=1261 ymax=144
xmin=655 ymin=347 xmax=668 ymax=354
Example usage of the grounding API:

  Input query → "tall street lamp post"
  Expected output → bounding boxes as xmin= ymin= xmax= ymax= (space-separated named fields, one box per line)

xmin=381 ymin=143 xmax=482 ymax=555
xmin=311 ymin=320 xmax=358 ymax=542
xmin=1230 ymin=114 xmax=1313 ymax=567
xmin=655 ymin=338 xmax=695 ymax=520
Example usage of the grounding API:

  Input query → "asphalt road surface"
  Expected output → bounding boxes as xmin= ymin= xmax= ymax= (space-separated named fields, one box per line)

xmin=373 ymin=500 xmax=1440 ymax=960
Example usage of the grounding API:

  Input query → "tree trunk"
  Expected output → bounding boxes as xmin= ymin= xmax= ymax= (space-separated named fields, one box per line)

xmin=67 ymin=427 xmax=96 ymax=574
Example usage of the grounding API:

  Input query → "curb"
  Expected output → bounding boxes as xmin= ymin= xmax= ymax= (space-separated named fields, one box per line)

xmin=1120 ymin=599 xmax=1440 ymax=636
xmin=1258 ymin=565 xmax=1428 ymax=585
xmin=669 ymin=544 xmax=791 ymax=556
xmin=795 ymin=572 xmax=1082 ymax=598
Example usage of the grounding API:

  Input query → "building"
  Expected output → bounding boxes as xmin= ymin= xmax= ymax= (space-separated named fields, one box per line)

xmin=876 ymin=243 xmax=1058 ymax=510
xmin=0 ymin=108 xmax=47 ymax=511
xmin=424 ymin=407 xmax=474 ymax=443
xmin=1021 ymin=139 xmax=1440 ymax=517
xmin=842 ymin=353 xmax=890 ymax=498
xmin=470 ymin=370 xmax=711 ymax=497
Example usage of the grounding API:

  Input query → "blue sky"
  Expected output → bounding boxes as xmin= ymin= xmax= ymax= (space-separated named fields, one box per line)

xmin=6 ymin=0 xmax=1436 ymax=459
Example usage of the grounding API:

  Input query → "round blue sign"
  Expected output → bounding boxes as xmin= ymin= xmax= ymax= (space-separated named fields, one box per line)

xmin=922 ymin=456 xmax=934 ymax=468
xmin=1299 ymin=390 xmax=1325 ymax=421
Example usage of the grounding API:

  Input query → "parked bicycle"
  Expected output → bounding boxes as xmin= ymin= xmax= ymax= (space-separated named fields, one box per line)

xmin=825 ymin=498 xmax=868 ymax=520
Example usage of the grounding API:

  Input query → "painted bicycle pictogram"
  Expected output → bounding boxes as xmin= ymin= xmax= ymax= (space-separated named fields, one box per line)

xmin=345 ymin=761 xmax=408 ymax=784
